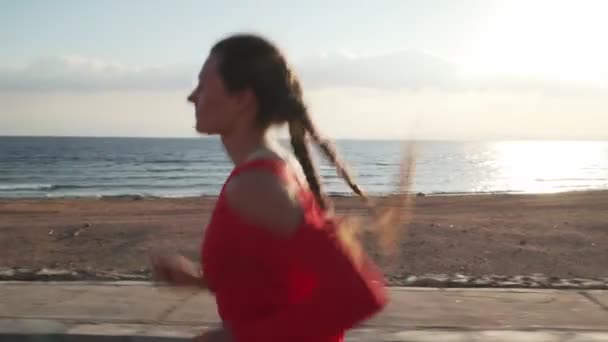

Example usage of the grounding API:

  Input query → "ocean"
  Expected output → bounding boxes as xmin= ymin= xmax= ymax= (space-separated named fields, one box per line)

xmin=1 ymin=136 xmax=607 ymax=198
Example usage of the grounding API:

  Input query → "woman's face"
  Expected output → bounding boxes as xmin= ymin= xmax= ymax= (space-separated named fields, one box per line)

xmin=187 ymin=54 xmax=243 ymax=135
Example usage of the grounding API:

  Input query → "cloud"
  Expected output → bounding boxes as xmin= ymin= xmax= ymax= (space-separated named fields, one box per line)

xmin=1 ymin=51 xmax=606 ymax=94
xmin=295 ymin=50 xmax=607 ymax=95
xmin=295 ymin=49 xmax=460 ymax=89
xmin=0 ymin=55 xmax=195 ymax=92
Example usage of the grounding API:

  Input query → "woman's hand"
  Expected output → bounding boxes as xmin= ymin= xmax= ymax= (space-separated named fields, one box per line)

xmin=193 ymin=328 xmax=232 ymax=342
xmin=150 ymin=253 xmax=206 ymax=289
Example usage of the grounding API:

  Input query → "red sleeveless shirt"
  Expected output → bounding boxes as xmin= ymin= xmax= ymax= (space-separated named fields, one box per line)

xmin=201 ymin=158 xmax=388 ymax=342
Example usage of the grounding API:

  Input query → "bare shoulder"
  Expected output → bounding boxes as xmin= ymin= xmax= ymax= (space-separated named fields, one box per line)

xmin=225 ymin=167 xmax=303 ymax=238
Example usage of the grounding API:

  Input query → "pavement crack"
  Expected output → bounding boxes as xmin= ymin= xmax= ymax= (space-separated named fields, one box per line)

xmin=579 ymin=291 xmax=608 ymax=312
xmin=156 ymin=291 xmax=200 ymax=323
xmin=443 ymin=293 xmax=557 ymax=304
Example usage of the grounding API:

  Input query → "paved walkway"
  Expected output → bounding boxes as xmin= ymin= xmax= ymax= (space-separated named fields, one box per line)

xmin=1 ymin=281 xmax=607 ymax=341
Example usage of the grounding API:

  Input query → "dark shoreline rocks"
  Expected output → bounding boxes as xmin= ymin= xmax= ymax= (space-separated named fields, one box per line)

xmin=386 ymin=273 xmax=608 ymax=289
xmin=0 ymin=268 xmax=149 ymax=282
xmin=1 ymin=267 xmax=607 ymax=290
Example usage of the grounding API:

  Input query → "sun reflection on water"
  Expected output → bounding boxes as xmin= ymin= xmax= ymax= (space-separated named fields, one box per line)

xmin=478 ymin=141 xmax=607 ymax=194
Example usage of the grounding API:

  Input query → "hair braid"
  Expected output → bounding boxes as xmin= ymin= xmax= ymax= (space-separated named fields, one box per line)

xmin=299 ymin=112 xmax=367 ymax=200
xmin=288 ymin=118 xmax=329 ymax=210
xmin=284 ymin=65 xmax=368 ymax=210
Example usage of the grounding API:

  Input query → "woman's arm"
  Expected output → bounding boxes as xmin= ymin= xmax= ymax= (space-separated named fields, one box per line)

xmin=150 ymin=253 xmax=209 ymax=289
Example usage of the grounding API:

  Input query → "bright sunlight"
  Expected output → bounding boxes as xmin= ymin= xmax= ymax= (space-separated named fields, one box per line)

xmin=462 ymin=0 xmax=608 ymax=87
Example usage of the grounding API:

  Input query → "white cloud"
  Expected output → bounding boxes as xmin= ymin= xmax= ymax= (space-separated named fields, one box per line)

xmin=296 ymin=49 xmax=460 ymax=90
xmin=0 ymin=55 xmax=195 ymax=92
xmin=296 ymin=50 xmax=607 ymax=95
xmin=1 ymin=50 xmax=606 ymax=95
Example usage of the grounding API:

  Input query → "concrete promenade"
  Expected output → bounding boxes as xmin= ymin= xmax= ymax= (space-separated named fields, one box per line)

xmin=1 ymin=281 xmax=607 ymax=341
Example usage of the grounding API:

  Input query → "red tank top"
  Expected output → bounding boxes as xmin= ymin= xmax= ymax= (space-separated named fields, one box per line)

xmin=201 ymin=158 xmax=388 ymax=342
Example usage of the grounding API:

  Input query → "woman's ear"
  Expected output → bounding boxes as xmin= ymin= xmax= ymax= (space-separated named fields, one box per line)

xmin=235 ymin=87 xmax=257 ymax=114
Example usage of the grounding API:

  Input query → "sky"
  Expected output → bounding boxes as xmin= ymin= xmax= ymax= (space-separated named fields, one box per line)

xmin=1 ymin=0 xmax=607 ymax=140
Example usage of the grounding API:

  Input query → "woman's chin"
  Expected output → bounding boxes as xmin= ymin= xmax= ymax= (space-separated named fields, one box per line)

xmin=195 ymin=124 xmax=218 ymax=136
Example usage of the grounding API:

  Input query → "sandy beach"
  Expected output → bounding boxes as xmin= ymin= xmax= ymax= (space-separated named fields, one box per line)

xmin=1 ymin=191 xmax=607 ymax=283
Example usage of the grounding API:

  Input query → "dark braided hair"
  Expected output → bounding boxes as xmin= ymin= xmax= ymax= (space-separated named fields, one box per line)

xmin=210 ymin=33 xmax=366 ymax=210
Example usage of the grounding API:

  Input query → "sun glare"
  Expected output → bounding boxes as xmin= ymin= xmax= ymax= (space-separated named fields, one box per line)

xmin=462 ymin=0 xmax=608 ymax=87
xmin=485 ymin=140 xmax=606 ymax=193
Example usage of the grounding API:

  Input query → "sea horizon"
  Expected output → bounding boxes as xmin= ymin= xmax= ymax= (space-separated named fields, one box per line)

xmin=2 ymin=134 xmax=606 ymax=142
xmin=1 ymin=136 xmax=607 ymax=199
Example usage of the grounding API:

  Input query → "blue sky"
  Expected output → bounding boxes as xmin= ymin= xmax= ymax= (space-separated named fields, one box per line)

xmin=1 ymin=0 xmax=607 ymax=139
xmin=1 ymin=0 xmax=490 ymax=65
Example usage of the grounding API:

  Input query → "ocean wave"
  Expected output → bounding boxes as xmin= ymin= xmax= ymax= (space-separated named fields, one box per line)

xmin=51 ymin=183 xmax=214 ymax=190
xmin=0 ymin=192 xmax=206 ymax=200
xmin=0 ymin=183 xmax=213 ymax=192
xmin=99 ymin=193 xmax=204 ymax=199
xmin=98 ymin=174 xmax=207 ymax=181
xmin=553 ymin=184 xmax=592 ymax=189
xmin=143 ymin=159 xmax=194 ymax=164
xmin=146 ymin=168 xmax=191 ymax=173
xmin=0 ymin=184 xmax=54 ymax=191
xmin=535 ymin=177 xmax=607 ymax=182
xmin=427 ymin=190 xmax=521 ymax=196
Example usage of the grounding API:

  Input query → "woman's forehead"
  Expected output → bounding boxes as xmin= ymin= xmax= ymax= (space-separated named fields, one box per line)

xmin=199 ymin=54 xmax=220 ymax=80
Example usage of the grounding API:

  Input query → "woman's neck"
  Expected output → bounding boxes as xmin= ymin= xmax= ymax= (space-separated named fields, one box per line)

xmin=221 ymin=127 xmax=273 ymax=166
